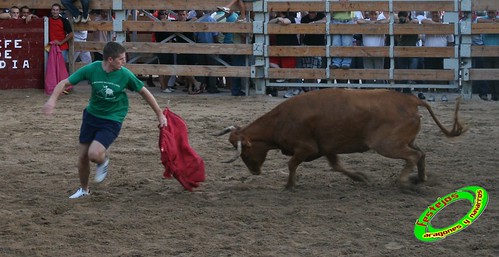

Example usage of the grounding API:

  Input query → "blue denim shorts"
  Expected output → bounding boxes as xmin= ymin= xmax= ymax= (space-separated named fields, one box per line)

xmin=79 ymin=109 xmax=122 ymax=149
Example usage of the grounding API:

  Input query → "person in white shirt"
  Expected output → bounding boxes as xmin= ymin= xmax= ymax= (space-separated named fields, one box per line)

xmin=73 ymin=30 xmax=92 ymax=63
xmin=357 ymin=11 xmax=389 ymax=83
xmin=421 ymin=11 xmax=454 ymax=100
xmin=421 ymin=11 xmax=454 ymax=66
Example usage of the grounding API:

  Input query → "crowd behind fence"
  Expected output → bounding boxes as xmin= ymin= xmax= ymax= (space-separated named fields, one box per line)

xmin=1 ymin=0 xmax=498 ymax=98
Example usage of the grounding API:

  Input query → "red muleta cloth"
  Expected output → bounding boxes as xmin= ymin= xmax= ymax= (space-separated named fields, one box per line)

xmin=44 ymin=42 xmax=72 ymax=95
xmin=159 ymin=108 xmax=205 ymax=191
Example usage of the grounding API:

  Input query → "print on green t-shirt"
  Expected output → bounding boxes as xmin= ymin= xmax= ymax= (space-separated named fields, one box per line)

xmin=68 ymin=61 xmax=144 ymax=122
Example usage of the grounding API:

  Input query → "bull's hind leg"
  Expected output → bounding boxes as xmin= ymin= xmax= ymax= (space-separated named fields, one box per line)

xmin=326 ymin=154 xmax=370 ymax=184
xmin=410 ymin=142 xmax=427 ymax=182
xmin=374 ymin=144 xmax=423 ymax=187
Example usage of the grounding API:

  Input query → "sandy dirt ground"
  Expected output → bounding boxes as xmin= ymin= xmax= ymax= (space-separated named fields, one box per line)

xmin=0 ymin=84 xmax=498 ymax=257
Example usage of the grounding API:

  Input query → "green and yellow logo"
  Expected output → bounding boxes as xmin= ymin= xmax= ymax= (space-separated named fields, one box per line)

xmin=414 ymin=186 xmax=488 ymax=242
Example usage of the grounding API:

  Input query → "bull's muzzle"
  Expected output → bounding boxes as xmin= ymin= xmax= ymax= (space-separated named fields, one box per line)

xmin=222 ymin=140 xmax=242 ymax=163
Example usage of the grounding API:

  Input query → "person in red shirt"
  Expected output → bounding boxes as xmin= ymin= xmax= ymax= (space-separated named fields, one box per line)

xmin=48 ymin=3 xmax=73 ymax=63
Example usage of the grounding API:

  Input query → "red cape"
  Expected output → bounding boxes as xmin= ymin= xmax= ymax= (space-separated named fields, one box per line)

xmin=44 ymin=42 xmax=72 ymax=95
xmin=159 ymin=108 xmax=205 ymax=191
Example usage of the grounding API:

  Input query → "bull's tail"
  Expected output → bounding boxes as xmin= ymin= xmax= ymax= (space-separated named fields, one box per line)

xmin=419 ymin=97 xmax=467 ymax=137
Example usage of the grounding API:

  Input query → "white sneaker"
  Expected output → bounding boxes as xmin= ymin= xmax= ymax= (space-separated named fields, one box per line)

xmin=217 ymin=6 xmax=230 ymax=13
xmin=81 ymin=14 xmax=90 ymax=24
xmin=283 ymin=89 xmax=301 ymax=98
xmin=72 ymin=15 xmax=82 ymax=23
xmin=69 ymin=188 xmax=90 ymax=199
xmin=161 ymin=88 xmax=175 ymax=93
xmin=94 ymin=157 xmax=109 ymax=183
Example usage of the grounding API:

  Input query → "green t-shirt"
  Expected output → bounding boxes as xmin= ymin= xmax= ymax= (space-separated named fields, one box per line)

xmin=68 ymin=61 xmax=144 ymax=122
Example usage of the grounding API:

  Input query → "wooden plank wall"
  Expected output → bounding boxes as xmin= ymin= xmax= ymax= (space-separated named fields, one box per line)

xmin=1 ymin=0 xmax=498 ymax=87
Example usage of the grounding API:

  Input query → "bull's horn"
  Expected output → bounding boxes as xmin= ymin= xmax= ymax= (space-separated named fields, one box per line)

xmin=222 ymin=140 xmax=242 ymax=163
xmin=212 ymin=125 xmax=237 ymax=136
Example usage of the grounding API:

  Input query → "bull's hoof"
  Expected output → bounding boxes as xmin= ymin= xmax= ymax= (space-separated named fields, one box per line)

xmin=399 ymin=185 xmax=418 ymax=194
xmin=408 ymin=173 xmax=424 ymax=185
xmin=284 ymin=183 xmax=296 ymax=190
xmin=397 ymin=179 xmax=419 ymax=194
xmin=352 ymin=172 xmax=370 ymax=185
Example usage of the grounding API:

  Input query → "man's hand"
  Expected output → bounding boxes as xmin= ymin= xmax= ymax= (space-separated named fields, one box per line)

xmin=158 ymin=114 xmax=168 ymax=128
xmin=42 ymin=101 xmax=56 ymax=115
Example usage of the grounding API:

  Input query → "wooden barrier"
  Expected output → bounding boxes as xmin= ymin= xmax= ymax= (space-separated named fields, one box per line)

xmin=0 ymin=0 xmax=498 ymax=96
xmin=0 ymin=19 xmax=44 ymax=89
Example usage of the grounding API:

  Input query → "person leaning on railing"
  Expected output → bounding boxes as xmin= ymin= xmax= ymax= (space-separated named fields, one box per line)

xmin=299 ymin=11 xmax=327 ymax=90
xmin=330 ymin=0 xmax=355 ymax=70
xmin=193 ymin=10 xmax=220 ymax=94
xmin=269 ymin=11 xmax=300 ymax=98
xmin=154 ymin=10 xmax=177 ymax=93
xmin=394 ymin=11 xmax=423 ymax=96
xmin=0 ymin=6 xmax=20 ymax=20
xmin=20 ymin=6 xmax=38 ymax=21
xmin=421 ymin=11 xmax=454 ymax=102
xmin=0 ymin=5 xmax=37 ymax=23
xmin=90 ymin=10 xmax=115 ymax=61
xmin=357 ymin=11 xmax=389 ymax=84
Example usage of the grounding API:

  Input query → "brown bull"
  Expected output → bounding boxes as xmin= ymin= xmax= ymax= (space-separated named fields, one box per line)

xmin=214 ymin=89 xmax=466 ymax=189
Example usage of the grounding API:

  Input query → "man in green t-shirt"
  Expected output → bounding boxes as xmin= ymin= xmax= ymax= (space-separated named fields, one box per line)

xmin=43 ymin=42 xmax=167 ymax=199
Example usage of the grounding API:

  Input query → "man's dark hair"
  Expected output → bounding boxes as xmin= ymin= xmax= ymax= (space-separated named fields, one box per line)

xmin=103 ymin=42 xmax=126 ymax=60
xmin=398 ymin=11 xmax=409 ymax=18
xmin=52 ymin=3 xmax=62 ymax=9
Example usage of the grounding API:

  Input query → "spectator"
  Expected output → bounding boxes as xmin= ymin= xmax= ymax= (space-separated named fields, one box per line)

xmin=0 ymin=6 xmax=20 ymax=20
xmin=175 ymin=10 xmax=202 ymax=95
xmin=91 ymin=10 xmax=115 ymax=61
xmin=194 ymin=10 xmax=220 ymax=94
xmin=299 ymin=11 xmax=327 ymax=89
xmin=61 ymin=0 xmax=90 ymax=23
xmin=73 ymin=30 xmax=92 ymax=63
xmin=214 ymin=7 xmax=247 ymax=96
xmin=212 ymin=7 xmax=234 ymax=92
xmin=330 ymin=0 xmax=355 ymax=69
xmin=19 ymin=5 xmax=39 ymax=23
xmin=229 ymin=12 xmax=249 ymax=96
xmin=415 ymin=11 xmax=426 ymax=23
xmin=0 ymin=6 xmax=37 ymax=23
xmin=48 ymin=4 xmax=73 ymax=64
xmin=154 ymin=10 xmax=177 ymax=93
xmin=395 ymin=11 xmax=422 ymax=95
xmin=268 ymin=11 xmax=300 ymax=98
xmin=357 ymin=11 xmax=388 ymax=83
xmin=477 ymin=10 xmax=499 ymax=101
xmin=265 ymin=11 xmax=280 ymax=97
xmin=219 ymin=0 xmax=247 ymax=21
xmin=422 ymin=11 xmax=454 ymax=101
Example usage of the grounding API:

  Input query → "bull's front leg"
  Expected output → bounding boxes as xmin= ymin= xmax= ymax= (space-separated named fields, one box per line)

xmin=285 ymin=157 xmax=302 ymax=189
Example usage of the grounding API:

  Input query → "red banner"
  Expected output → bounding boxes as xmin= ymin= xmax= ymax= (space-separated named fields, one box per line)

xmin=0 ymin=18 xmax=44 ymax=89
